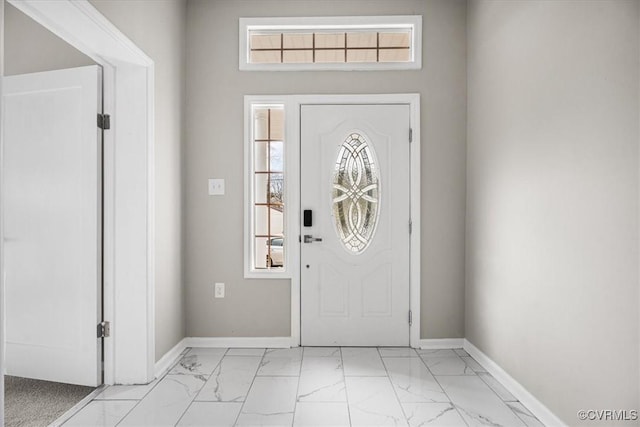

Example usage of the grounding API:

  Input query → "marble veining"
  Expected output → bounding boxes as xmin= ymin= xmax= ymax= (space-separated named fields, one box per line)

xmin=437 ymin=375 xmax=526 ymax=427
xmin=297 ymin=356 xmax=346 ymax=402
xmin=297 ymin=379 xmax=345 ymax=401
xmin=264 ymin=347 xmax=303 ymax=358
xmin=479 ymin=372 xmax=517 ymax=402
xmin=176 ymin=355 xmax=200 ymax=372
xmin=197 ymin=356 xmax=261 ymax=402
xmin=186 ymin=348 xmax=227 ymax=356
xmin=383 ymin=357 xmax=449 ymax=403
xmin=346 ymin=377 xmax=408 ymax=426
xmin=257 ymin=348 xmax=303 ymax=376
xmin=402 ymin=402 xmax=467 ymax=427
xmin=61 ymin=347 xmax=544 ymax=427
xmin=461 ymin=356 xmax=487 ymax=373
xmin=176 ymin=402 xmax=242 ymax=427
xmin=457 ymin=406 xmax=510 ymax=427
xmin=422 ymin=356 xmax=476 ymax=376
xmin=454 ymin=348 xmax=470 ymax=357
xmin=241 ymin=376 xmax=298 ymax=418
xmin=170 ymin=353 xmax=225 ymax=376
xmin=507 ymin=402 xmax=546 ymax=427
xmin=118 ymin=375 xmax=207 ymax=427
xmin=417 ymin=349 xmax=460 ymax=358
xmin=257 ymin=357 xmax=301 ymax=376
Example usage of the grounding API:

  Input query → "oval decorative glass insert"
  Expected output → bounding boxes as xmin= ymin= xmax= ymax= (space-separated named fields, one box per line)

xmin=332 ymin=132 xmax=380 ymax=254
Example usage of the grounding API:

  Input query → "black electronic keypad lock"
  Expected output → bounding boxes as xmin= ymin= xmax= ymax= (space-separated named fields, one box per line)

xmin=303 ymin=209 xmax=312 ymax=227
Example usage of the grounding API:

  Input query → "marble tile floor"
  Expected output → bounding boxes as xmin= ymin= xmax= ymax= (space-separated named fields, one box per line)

xmin=62 ymin=347 xmax=545 ymax=427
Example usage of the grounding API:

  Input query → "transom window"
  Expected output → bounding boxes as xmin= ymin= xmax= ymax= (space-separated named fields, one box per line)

xmin=239 ymin=16 xmax=422 ymax=71
xmin=249 ymin=31 xmax=411 ymax=64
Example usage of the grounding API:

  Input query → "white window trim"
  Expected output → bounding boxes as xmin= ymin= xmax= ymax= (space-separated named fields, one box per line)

xmin=239 ymin=15 xmax=422 ymax=71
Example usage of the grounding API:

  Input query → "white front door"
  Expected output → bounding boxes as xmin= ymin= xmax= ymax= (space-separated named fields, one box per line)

xmin=3 ymin=66 xmax=103 ymax=386
xmin=301 ymin=104 xmax=411 ymax=346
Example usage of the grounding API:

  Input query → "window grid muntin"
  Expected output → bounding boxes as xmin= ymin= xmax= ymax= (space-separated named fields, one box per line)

xmin=253 ymin=106 xmax=285 ymax=270
xmin=249 ymin=29 xmax=412 ymax=65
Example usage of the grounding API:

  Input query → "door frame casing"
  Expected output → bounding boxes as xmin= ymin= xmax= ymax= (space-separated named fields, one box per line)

xmin=245 ymin=94 xmax=421 ymax=347
xmin=3 ymin=0 xmax=156 ymax=385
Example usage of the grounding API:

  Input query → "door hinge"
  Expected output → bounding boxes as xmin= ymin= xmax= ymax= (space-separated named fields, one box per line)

xmin=409 ymin=219 xmax=413 ymax=234
xmin=409 ymin=128 xmax=413 ymax=143
xmin=409 ymin=310 xmax=413 ymax=326
xmin=97 ymin=113 xmax=111 ymax=130
xmin=97 ymin=321 xmax=111 ymax=338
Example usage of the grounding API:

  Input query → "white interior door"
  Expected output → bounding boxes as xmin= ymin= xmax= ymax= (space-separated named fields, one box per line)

xmin=301 ymin=104 xmax=411 ymax=346
xmin=3 ymin=65 xmax=102 ymax=386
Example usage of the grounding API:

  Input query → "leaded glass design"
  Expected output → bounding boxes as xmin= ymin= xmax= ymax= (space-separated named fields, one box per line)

xmin=332 ymin=132 xmax=380 ymax=254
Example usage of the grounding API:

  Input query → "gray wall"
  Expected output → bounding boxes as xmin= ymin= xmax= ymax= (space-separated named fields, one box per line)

xmin=4 ymin=2 xmax=93 ymax=75
xmin=466 ymin=1 xmax=639 ymax=425
xmin=184 ymin=0 xmax=467 ymax=339
xmin=90 ymin=0 xmax=187 ymax=361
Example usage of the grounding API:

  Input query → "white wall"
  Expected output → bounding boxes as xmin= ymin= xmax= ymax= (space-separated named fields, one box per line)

xmin=90 ymin=0 xmax=187 ymax=361
xmin=466 ymin=1 xmax=639 ymax=425
xmin=184 ymin=0 xmax=467 ymax=339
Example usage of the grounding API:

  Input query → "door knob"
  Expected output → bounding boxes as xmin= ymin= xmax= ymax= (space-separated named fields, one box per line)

xmin=303 ymin=235 xmax=323 ymax=243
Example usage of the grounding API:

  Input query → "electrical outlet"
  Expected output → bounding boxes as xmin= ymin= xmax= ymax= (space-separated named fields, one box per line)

xmin=208 ymin=178 xmax=225 ymax=195
xmin=214 ymin=282 xmax=225 ymax=298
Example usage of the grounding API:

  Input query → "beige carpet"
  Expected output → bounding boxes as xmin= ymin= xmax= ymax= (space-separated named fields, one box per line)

xmin=4 ymin=376 xmax=95 ymax=427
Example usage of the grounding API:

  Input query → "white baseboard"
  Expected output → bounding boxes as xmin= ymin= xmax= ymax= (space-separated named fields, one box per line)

xmin=154 ymin=338 xmax=188 ymax=378
xmin=463 ymin=339 xmax=566 ymax=427
xmin=185 ymin=336 xmax=293 ymax=349
xmin=418 ymin=338 xmax=464 ymax=349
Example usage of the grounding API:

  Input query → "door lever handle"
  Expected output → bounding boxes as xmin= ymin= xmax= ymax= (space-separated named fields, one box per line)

xmin=303 ymin=235 xmax=323 ymax=243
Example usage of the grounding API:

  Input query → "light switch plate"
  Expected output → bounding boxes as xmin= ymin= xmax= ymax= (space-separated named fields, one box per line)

xmin=214 ymin=282 xmax=225 ymax=298
xmin=208 ymin=178 xmax=225 ymax=195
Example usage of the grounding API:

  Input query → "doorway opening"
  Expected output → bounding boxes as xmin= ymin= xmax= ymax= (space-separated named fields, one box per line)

xmin=2 ymin=0 xmax=156 ymax=386
xmin=1 ymin=0 xmax=156 ymax=424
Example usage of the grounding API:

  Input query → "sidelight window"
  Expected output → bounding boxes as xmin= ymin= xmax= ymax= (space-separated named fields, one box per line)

xmin=248 ymin=104 xmax=286 ymax=272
